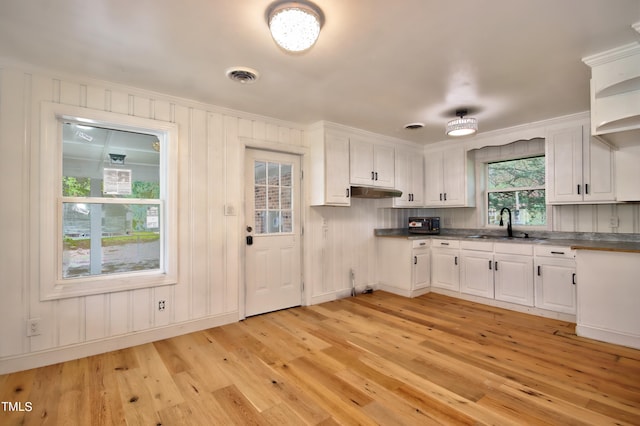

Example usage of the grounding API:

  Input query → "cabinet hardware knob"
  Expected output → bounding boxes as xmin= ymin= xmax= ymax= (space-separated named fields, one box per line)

xmin=495 ymin=261 xmax=498 ymax=271
xmin=346 ymin=188 xmax=350 ymax=198
xmin=577 ymin=184 xmax=581 ymax=195
xmin=375 ymin=172 xmax=378 ymax=181
xmin=585 ymin=183 xmax=589 ymax=195
xmin=371 ymin=171 xmax=375 ymax=180
xmin=441 ymin=242 xmax=449 ymax=246
xmin=537 ymin=265 xmax=541 ymax=276
xmin=439 ymin=193 xmax=443 ymax=201
xmin=551 ymin=251 xmax=565 ymax=255
xmin=414 ymin=256 xmax=417 ymax=265
xmin=572 ymin=273 xmax=576 ymax=285
xmin=454 ymin=256 xmax=458 ymax=266
xmin=489 ymin=260 xmax=492 ymax=270
xmin=444 ymin=193 xmax=447 ymax=201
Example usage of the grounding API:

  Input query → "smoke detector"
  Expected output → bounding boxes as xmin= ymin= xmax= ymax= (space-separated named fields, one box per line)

xmin=404 ymin=122 xmax=425 ymax=130
xmin=225 ymin=67 xmax=260 ymax=84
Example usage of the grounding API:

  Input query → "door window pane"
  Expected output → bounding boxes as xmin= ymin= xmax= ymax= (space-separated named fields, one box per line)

xmin=254 ymin=160 xmax=294 ymax=234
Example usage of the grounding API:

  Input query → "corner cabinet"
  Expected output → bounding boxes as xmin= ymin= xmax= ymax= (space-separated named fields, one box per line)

xmin=546 ymin=123 xmax=615 ymax=204
xmin=424 ymin=146 xmax=475 ymax=207
xmin=393 ymin=147 xmax=424 ymax=207
xmin=308 ymin=124 xmax=351 ymax=206
xmin=377 ymin=238 xmax=430 ymax=297
xmin=349 ymin=136 xmax=395 ymax=188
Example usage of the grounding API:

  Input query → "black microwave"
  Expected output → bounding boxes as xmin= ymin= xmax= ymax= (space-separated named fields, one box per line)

xmin=408 ymin=217 xmax=440 ymax=234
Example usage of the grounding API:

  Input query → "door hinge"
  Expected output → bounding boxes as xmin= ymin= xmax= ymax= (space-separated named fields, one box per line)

xmin=300 ymin=170 xmax=303 ymax=180
xmin=301 ymin=226 xmax=304 ymax=236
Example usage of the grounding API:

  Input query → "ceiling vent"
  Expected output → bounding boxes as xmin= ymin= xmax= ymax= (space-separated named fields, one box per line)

xmin=404 ymin=122 xmax=424 ymax=130
xmin=226 ymin=67 xmax=260 ymax=84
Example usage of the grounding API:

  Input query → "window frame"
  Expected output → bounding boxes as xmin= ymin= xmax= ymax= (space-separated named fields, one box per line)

xmin=484 ymin=155 xmax=547 ymax=230
xmin=39 ymin=102 xmax=178 ymax=300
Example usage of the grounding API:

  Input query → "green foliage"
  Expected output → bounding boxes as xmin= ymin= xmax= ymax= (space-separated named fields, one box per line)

xmin=62 ymin=176 xmax=91 ymax=196
xmin=488 ymin=156 xmax=545 ymax=190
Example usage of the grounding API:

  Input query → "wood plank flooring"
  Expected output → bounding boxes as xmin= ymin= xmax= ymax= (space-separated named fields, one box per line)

xmin=1 ymin=291 xmax=639 ymax=425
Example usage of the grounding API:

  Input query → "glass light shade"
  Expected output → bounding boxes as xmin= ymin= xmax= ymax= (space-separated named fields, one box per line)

xmin=446 ymin=117 xmax=478 ymax=136
xmin=269 ymin=3 xmax=321 ymax=52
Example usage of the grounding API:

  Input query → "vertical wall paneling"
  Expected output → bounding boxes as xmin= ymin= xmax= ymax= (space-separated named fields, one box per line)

xmin=189 ymin=108 xmax=209 ymax=319
xmin=208 ymin=112 xmax=226 ymax=315
xmin=57 ymin=298 xmax=83 ymax=347
xmin=133 ymin=96 xmax=152 ymax=119
xmin=0 ymin=69 xmax=26 ymax=357
xmin=132 ymin=288 xmax=152 ymax=331
xmin=266 ymin=123 xmax=279 ymax=142
xmin=85 ymin=86 xmax=106 ymax=111
xmin=252 ymin=121 xmax=266 ymax=141
xmin=108 ymin=292 xmax=130 ymax=336
xmin=28 ymin=73 xmax=56 ymax=353
xmin=109 ymin=90 xmax=129 ymax=115
xmin=59 ymin=81 xmax=81 ymax=106
xmin=224 ymin=116 xmax=240 ymax=313
xmin=153 ymin=285 xmax=173 ymax=327
xmin=174 ymin=104 xmax=192 ymax=323
xmin=238 ymin=118 xmax=253 ymax=139
xmin=85 ymin=295 xmax=107 ymax=341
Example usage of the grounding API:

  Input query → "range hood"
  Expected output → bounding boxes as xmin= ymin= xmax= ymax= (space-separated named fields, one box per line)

xmin=350 ymin=186 xmax=402 ymax=199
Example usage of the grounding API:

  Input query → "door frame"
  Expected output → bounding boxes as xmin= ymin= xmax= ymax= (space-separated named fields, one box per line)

xmin=238 ymin=138 xmax=308 ymax=320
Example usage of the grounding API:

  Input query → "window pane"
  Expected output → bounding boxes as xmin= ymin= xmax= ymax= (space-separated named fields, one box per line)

xmin=488 ymin=190 xmax=546 ymax=226
xmin=268 ymin=162 xmax=280 ymax=185
xmin=268 ymin=210 xmax=281 ymax=233
xmin=488 ymin=156 xmax=545 ymax=190
xmin=62 ymin=123 xmax=160 ymax=199
xmin=281 ymin=164 xmax=292 ymax=186
xmin=255 ymin=186 xmax=266 ymax=210
xmin=62 ymin=202 xmax=161 ymax=278
xmin=281 ymin=187 xmax=292 ymax=209
xmin=268 ymin=186 xmax=280 ymax=209
xmin=255 ymin=211 xmax=266 ymax=234
xmin=282 ymin=211 xmax=293 ymax=233
xmin=255 ymin=161 xmax=266 ymax=185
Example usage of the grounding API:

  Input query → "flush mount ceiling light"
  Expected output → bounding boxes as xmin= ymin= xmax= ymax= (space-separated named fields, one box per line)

xmin=267 ymin=1 xmax=324 ymax=53
xmin=446 ymin=109 xmax=478 ymax=137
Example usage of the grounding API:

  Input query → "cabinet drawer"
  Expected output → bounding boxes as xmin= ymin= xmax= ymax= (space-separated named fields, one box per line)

xmin=431 ymin=239 xmax=460 ymax=249
xmin=412 ymin=239 xmax=431 ymax=249
xmin=534 ymin=246 xmax=575 ymax=259
xmin=460 ymin=240 xmax=493 ymax=252
xmin=494 ymin=243 xmax=533 ymax=256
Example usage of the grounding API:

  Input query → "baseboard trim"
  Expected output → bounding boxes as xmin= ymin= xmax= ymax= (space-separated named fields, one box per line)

xmin=0 ymin=312 xmax=239 ymax=374
xmin=576 ymin=324 xmax=640 ymax=350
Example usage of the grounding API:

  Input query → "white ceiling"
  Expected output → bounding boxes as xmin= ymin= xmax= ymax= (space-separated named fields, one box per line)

xmin=1 ymin=0 xmax=639 ymax=145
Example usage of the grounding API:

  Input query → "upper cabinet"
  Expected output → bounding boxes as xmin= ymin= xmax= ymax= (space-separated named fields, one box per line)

xmin=424 ymin=146 xmax=475 ymax=207
xmin=349 ymin=137 xmax=395 ymax=188
xmin=308 ymin=124 xmax=351 ymax=206
xmin=582 ymin=42 xmax=640 ymax=147
xmin=393 ymin=147 xmax=424 ymax=207
xmin=546 ymin=123 xmax=615 ymax=204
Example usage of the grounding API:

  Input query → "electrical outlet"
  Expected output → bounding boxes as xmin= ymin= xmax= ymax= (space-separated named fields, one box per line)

xmin=27 ymin=318 xmax=41 ymax=337
xmin=158 ymin=300 xmax=166 ymax=311
xmin=609 ymin=216 xmax=619 ymax=227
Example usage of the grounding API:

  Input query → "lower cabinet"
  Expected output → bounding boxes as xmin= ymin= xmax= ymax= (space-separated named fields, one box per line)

xmin=431 ymin=239 xmax=460 ymax=291
xmin=534 ymin=246 xmax=576 ymax=314
xmin=377 ymin=238 xmax=430 ymax=297
xmin=493 ymin=253 xmax=534 ymax=306
xmin=460 ymin=242 xmax=494 ymax=299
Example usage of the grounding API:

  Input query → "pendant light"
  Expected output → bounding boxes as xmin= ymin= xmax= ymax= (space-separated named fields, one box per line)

xmin=267 ymin=1 xmax=324 ymax=53
xmin=446 ymin=109 xmax=478 ymax=137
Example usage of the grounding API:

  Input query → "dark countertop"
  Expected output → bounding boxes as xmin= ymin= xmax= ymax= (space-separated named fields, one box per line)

xmin=374 ymin=228 xmax=640 ymax=253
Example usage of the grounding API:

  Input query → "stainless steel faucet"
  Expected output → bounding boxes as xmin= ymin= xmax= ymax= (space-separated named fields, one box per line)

xmin=499 ymin=207 xmax=513 ymax=237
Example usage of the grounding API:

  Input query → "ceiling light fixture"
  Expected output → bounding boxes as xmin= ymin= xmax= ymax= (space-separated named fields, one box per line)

xmin=446 ymin=109 xmax=478 ymax=137
xmin=267 ymin=1 xmax=324 ymax=53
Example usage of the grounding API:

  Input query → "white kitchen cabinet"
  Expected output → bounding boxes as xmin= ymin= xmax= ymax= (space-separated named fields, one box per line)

xmin=308 ymin=124 xmax=351 ymax=206
xmin=576 ymin=250 xmax=640 ymax=349
xmin=615 ymin=145 xmax=640 ymax=201
xmin=460 ymin=241 xmax=494 ymax=299
xmin=377 ymin=238 xmax=430 ymax=297
xmin=534 ymin=246 xmax=576 ymax=314
xmin=582 ymin=42 xmax=640 ymax=139
xmin=393 ymin=148 xmax=424 ymax=207
xmin=430 ymin=239 xmax=460 ymax=291
xmin=424 ymin=146 xmax=475 ymax=207
xmin=350 ymin=136 xmax=394 ymax=188
xmin=546 ymin=124 xmax=615 ymax=204
xmin=493 ymin=243 xmax=534 ymax=306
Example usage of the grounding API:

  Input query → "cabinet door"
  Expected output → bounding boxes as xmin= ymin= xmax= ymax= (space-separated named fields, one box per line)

xmin=431 ymin=248 xmax=459 ymax=291
xmin=374 ymin=144 xmax=395 ymax=188
xmin=442 ymin=146 xmax=465 ymax=205
xmin=460 ymin=251 xmax=494 ymax=298
xmin=349 ymin=137 xmax=375 ymax=185
xmin=413 ymin=250 xmax=430 ymax=290
xmin=535 ymin=259 xmax=576 ymax=314
xmin=424 ymin=151 xmax=444 ymax=206
xmin=546 ymin=126 xmax=583 ymax=203
xmin=494 ymin=254 xmax=534 ymax=306
xmin=325 ymin=133 xmax=351 ymax=205
xmin=393 ymin=149 xmax=412 ymax=206
xmin=583 ymin=136 xmax=615 ymax=202
xmin=410 ymin=154 xmax=425 ymax=205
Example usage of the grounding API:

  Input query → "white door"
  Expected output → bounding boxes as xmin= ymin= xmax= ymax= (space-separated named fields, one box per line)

xmin=244 ymin=149 xmax=302 ymax=317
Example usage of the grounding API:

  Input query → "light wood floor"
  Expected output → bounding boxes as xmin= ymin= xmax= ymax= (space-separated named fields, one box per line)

xmin=1 ymin=291 xmax=640 ymax=425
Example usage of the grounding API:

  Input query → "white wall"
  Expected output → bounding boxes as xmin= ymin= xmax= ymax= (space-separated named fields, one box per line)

xmin=0 ymin=66 xmax=309 ymax=373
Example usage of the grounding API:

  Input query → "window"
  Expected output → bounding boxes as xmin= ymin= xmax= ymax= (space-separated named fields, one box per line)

xmin=39 ymin=103 xmax=178 ymax=300
xmin=253 ymin=160 xmax=293 ymax=234
xmin=486 ymin=156 xmax=546 ymax=227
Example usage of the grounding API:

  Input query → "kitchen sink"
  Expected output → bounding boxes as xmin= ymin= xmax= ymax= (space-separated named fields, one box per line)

xmin=466 ymin=234 xmax=546 ymax=241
